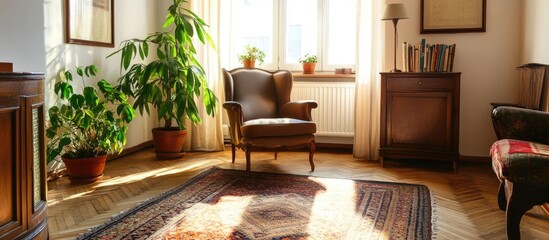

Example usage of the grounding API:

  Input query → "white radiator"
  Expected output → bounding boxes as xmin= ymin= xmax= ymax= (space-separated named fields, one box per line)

xmin=291 ymin=81 xmax=355 ymax=143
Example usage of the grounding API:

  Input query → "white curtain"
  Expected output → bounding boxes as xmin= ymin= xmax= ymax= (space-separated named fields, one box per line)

xmin=353 ymin=0 xmax=383 ymax=160
xmin=183 ymin=0 xmax=225 ymax=151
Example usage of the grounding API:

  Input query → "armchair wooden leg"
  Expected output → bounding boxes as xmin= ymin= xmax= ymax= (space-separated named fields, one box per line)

xmin=231 ymin=143 xmax=236 ymax=163
xmin=245 ymin=144 xmax=252 ymax=171
xmin=274 ymin=151 xmax=278 ymax=160
xmin=502 ymin=180 xmax=549 ymax=240
xmin=309 ymin=141 xmax=316 ymax=172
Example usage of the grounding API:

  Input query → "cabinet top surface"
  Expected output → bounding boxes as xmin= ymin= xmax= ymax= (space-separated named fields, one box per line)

xmin=380 ymin=72 xmax=461 ymax=75
xmin=0 ymin=72 xmax=45 ymax=80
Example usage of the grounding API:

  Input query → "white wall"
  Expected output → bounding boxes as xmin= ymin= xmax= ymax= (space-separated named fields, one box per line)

xmin=522 ymin=0 xmax=549 ymax=64
xmin=0 ymin=0 xmax=46 ymax=72
xmin=383 ymin=0 xmax=521 ymax=157
xmin=42 ymin=0 xmax=161 ymax=149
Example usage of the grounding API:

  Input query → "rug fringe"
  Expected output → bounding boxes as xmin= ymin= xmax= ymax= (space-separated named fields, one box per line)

xmin=430 ymin=189 xmax=438 ymax=240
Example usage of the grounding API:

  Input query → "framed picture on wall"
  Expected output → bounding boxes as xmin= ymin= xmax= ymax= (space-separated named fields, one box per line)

xmin=65 ymin=0 xmax=114 ymax=47
xmin=421 ymin=0 xmax=486 ymax=34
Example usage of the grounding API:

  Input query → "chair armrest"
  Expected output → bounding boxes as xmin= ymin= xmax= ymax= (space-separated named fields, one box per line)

xmin=223 ymin=101 xmax=244 ymax=144
xmin=492 ymin=106 xmax=549 ymax=144
xmin=279 ymin=100 xmax=318 ymax=121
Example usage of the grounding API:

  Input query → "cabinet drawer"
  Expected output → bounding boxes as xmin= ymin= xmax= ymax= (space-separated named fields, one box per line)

xmin=386 ymin=77 xmax=455 ymax=91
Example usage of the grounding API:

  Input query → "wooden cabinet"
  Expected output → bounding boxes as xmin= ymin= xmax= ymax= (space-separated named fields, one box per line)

xmin=0 ymin=72 xmax=48 ymax=239
xmin=380 ymin=72 xmax=460 ymax=173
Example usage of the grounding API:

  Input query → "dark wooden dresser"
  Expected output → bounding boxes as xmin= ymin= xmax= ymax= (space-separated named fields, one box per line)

xmin=0 ymin=72 xmax=48 ymax=239
xmin=379 ymin=72 xmax=460 ymax=173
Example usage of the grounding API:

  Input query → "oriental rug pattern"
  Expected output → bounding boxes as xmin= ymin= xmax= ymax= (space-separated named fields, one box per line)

xmin=78 ymin=167 xmax=433 ymax=240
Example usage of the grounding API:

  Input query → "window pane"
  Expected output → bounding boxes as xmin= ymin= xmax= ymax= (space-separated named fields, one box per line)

xmin=285 ymin=0 xmax=317 ymax=64
xmin=231 ymin=0 xmax=273 ymax=66
xmin=327 ymin=0 xmax=356 ymax=65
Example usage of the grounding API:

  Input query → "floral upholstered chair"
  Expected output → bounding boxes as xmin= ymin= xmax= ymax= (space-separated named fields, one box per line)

xmin=490 ymin=106 xmax=549 ymax=239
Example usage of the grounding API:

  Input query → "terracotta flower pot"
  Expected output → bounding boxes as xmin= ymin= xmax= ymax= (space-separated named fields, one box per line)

xmin=302 ymin=62 xmax=316 ymax=74
xmin=243 ymin=59 xmax=256 ymax=69
xmin=152 ymin=127 xmax=188 ymax=159
xmin=62 ymin=154 xmax=107 ymax=184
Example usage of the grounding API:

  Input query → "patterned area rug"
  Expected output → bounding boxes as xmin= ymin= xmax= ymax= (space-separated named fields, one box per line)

xmin=78 ymin=168 xmax=434 ymax=240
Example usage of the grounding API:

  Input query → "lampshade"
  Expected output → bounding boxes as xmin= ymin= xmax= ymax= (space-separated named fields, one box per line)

xmin=381 ymin=3 xmax=409 ymax=20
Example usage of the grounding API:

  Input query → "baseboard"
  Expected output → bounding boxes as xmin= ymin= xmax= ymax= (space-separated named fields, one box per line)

xmin=47 ymin=140 xmax=154 ymax=182
xmin=459 ymin=155 xmax=491 ymax=163
xmin=316 ymin=143 xmax=353 ymax=152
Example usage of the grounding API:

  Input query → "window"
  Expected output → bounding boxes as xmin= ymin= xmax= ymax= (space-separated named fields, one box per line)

xmin=221 ymin=0 xmax=357 ymax=72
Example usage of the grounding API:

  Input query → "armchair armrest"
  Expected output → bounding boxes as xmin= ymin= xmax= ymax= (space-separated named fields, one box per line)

xmin=279 ymin=100 xmax=318 ymax=121
xmin=492 ymin=106 xmax=549 ymax=144
xmin=223 ymin=101 xmax=244 ymax=144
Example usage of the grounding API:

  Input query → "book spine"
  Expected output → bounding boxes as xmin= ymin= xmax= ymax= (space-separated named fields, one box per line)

xmin=449 ymin=44 xmax=456 ymax=72
xmin=419 ymin=39 xmax=426 ymax=72
xmin=402 ymin=42 xmax=406 ymax=72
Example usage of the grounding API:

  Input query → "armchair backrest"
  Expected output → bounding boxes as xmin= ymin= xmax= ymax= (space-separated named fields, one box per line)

xmin=223 ymin=68 xmax=293 ymax=121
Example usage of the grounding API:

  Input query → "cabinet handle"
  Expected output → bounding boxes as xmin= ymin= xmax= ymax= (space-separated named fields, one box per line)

xmin=418 ymin=80 xmax=423 ymax=85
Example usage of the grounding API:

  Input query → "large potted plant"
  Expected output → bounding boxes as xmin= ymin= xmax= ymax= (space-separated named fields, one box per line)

xmin=238 ymin=44 xmax=266 ymax=68
xmin=46 ymin=65 xmax=135 ymax=183
xmin=109 ymin=0 xmax=217 ymax=159
xmin=299 ymin=53 xmax=318 ymax=74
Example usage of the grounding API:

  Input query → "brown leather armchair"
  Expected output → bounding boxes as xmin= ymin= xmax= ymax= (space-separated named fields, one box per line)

xmin=223 ymin=68 xmax=318 ymax=171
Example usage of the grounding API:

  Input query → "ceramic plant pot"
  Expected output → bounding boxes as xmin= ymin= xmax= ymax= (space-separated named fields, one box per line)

xmin=152 ymin=127 xmax=188 ymax=159
xmin=243 ymin=59 xmax=256 ymax=69
xmin=62 ymin=154 xmax=107 ymax=184
xmin=302 ymin=62 xmax=316 ymax=74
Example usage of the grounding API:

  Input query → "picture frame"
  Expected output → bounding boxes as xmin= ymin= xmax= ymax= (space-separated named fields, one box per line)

xmin=421 ymin=0 xmax=486 ymax=34
xmin=65 ymin=0 xmax=114 ymax=47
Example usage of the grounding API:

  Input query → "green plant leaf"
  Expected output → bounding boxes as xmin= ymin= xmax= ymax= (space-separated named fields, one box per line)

xmin=175 ymin=25 xmax=184 ymax=44
xmin=69 ymin=94 xmax=85 ymax=109
xmin=163 ymin=14 xmax=175 ymax=29
xmin=57 ymin=82 xmax=74 ymax=100
xmin=143 ymin=41 xmax=149 ymax=58
xmin=194 ymin=20 xmax=205 ymax=44
xmin=157 ymin=47 xmax=166 ymax=59
xmin=64 ymin=71 xmax=73 ymax=81
xmin=98 ymin=79 xmax=114 ymax=94
xmin=76 ymin=66 xmax=84 ymax=77
xmin=83 ymin=87 xmax=100 ymax=107
xmin=183 ymin=20 xmax=194 ymax=37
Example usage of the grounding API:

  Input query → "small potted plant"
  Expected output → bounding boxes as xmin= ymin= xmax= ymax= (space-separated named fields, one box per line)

xmin=46 ymin=65 xmax=135 ymax=183
xmin=299 ymin=53 xmax=318 ymax=74
xmin=238 ymin=44 xmax=266 ymax=68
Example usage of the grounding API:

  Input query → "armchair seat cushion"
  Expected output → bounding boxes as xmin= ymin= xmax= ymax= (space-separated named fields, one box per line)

xmin=241 ymin=118 xmax=316 ymax=138
xmin=491 ymin=139 xmax=549 ymax=186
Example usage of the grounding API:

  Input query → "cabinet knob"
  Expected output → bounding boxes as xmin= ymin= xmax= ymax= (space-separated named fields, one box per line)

xmin=418 ymin=80 xmax=423 ymax=85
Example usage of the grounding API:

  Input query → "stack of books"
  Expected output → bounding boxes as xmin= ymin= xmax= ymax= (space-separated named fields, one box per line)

xmin=402 ymin=39 xmax=456 ymax=72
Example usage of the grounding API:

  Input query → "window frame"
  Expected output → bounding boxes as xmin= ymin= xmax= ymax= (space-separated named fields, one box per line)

xmin=223 ymin=0 xmax=357 ymax=72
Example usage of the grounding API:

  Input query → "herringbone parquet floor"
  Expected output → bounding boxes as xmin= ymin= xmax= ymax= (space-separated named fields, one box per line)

xmin=47 ymin=147 xmax=549 ymax=239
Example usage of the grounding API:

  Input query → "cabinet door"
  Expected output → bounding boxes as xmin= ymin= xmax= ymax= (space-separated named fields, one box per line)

xmin=25 ymin=97 xmax=48 ymax=236
xmin=386 ymin=91 xmax=454 ymax=151
xmin=0 ymin=98 xmax=24 ymax=238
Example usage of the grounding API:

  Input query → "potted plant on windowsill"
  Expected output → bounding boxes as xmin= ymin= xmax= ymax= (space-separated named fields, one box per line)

xmin=46 ymin=65 xmax=135 ymax=183
xmin=109 ymin=0 xmax=217 ymax=159
xmin=238 ymin=44 xmax=266 ymax=68
xmin=299 ymin=53 xmax=318 ymax=74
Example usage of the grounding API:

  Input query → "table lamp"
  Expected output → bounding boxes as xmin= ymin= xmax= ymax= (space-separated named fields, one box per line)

xmin=382 ymin=3 xmax=408 ymax=72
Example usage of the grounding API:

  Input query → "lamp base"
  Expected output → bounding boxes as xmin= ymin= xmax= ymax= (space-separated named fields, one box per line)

xmin=390 ymin=69 xmax=402 ymax=73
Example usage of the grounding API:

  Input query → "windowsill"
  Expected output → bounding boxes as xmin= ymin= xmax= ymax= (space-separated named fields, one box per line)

xmin=292 ymin=72 xmax=356 ymax=82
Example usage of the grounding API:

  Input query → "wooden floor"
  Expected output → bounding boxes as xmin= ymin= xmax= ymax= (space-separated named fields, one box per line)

xmin=47 ymin=147 xmax=549 ymax=239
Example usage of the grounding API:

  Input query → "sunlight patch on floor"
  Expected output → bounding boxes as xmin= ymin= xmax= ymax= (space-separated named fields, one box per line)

xmin=48 ymin=190 xmax=95 ymax=206
xmin=95 ymin=162 xmax=209 ymax=187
